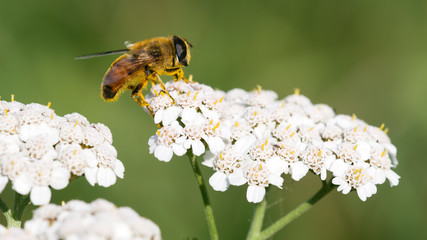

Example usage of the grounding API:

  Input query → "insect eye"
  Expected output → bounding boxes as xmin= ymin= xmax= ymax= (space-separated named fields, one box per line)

xmin=173 ymin=36 xmax=188 ymax=66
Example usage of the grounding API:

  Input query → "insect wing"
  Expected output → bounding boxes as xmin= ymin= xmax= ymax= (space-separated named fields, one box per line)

xmin=102 ymin=52 xmax=156 ymax=100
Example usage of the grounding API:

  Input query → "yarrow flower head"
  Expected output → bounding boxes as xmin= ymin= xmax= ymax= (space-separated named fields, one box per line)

xmin=145 ymin=81 xmax=400 ymax=203
xmin=0 ymin=98 xmax=124 ymax=205
xmin=0 ymin=226 xmax=36 ymax=240
xmin=147 ymin=81 xmax=227 ymax=162
xmin=22 ymin=199 xmax=161 ymax=240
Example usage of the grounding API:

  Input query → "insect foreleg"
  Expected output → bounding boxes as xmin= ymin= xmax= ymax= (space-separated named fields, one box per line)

xmin=131 ymin=84 xmax=154 ymax=117
xmin=154 ymin=74 xmax=176 ymax=104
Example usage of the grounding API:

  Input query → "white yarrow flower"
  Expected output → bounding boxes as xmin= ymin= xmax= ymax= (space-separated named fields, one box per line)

xmin=0 ymin=226 xmax=37 ymax=240
xmin=245 ymin=158 xmax=285 ymax=203
xmin=0 ymin=99 xmax=123 ymax=205
xmin=148 ymin=121 xmax=187 ymax=162
xmin=24 ymin=199 xmax=161 ymax=240
xmin=332 ymin=162 xmax=377 ymax=201
xmin=144 ymin=80 xmax=400 ymax=203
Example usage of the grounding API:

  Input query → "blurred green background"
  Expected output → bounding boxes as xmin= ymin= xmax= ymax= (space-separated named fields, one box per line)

xmin=1 ymin=0 xmax=426 ymax=239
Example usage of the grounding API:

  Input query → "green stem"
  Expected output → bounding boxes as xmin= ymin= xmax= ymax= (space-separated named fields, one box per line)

xmin=0 ymin=196 xmax=14 ymax=227
xmin=0 ymin=193 xmax=30 ymax=228
xmin=254 ymin=181 xmax=335 ymax=240
xmin=188 ymin=153 xmax=219 ymax=240
xmin=246 ymin=191 xmax=268 ymax=240
xmin=12 ymin=192 xmax=30 ymax=227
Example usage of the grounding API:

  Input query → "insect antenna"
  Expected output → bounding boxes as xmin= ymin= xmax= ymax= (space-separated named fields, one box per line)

xmin=74 ymin=49 xmax=129 ymax=60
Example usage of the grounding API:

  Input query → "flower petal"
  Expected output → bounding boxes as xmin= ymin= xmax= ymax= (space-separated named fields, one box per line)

xmin=30 ymin=186 xmax=51 ymax=205
xmin=228 ymin=169 xmax=247 ymax=186
xmin=209 ymin=172 xmax=229 ymax=191
xmin=172 ymin=143 xmax=187 ymax=156
xmin=268 ymin=174 xmax=284 ymax=188
xmin=148 ymin=135 xmax=158 ymax=154
xmin=84 ymin=167 xmax=98 ymax=186
xmin=12 ymin=174 xmax=32 ymax=195
xmin=191 ymin=140 xmax=205 ymax=156
xmin=0 ymin=176 xmax=8 ymax=193
xmin=329 ymin=159 xmax=348 ymax=176
xmin=289 ymin=162 xmax=309 ymax=181
xmin=154 ymin=145 xmax=173 ymax=162
xmin=202 ymin=151 xmax=215 ymax=167
xmin=356 ymin=141 xmax=371 ymax=161
xmin=386 ymin=170 xmax=400 ymax=187
xmin=266 ymin=156 xmax=286 ymax=174
xmin=97 ymin=167 xmax=117 ymax=187
xmin=234 ymin=135 xmax=256 ymax=153
xmin=357 ymin=187 xmax=367 ymax=201
xmin=114 ymin=160 xmax=125 ymax=179
xmin=163 ymin=106 xmax=182 ymax=126
xmin=154 ymin=109 xmax=164 ymax=124
xmin=50 ymin=167 xmax=70 ymax=190
xmin=207 ymin=136 xmax=225 ymax=154
xmin=246 ymin=185 xmax=266 ymax=203
xmin=181 ymin=107 xmax=198 ymax=124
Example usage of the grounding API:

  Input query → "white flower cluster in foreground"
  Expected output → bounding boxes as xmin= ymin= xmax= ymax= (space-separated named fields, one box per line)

xmin=0 ymin=226 xmax=36 ymax=240
xmin=147 ymin=81 xmax=400 ymax=203
xmin=0 ymin=199 xmax=161 ymax=240
xmin=0 ymin=99 xmax=124 ymax=205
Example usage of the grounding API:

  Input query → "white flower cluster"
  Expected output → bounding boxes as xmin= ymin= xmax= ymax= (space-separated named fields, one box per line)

xmin=0 ymin=99 xmax=124 ymax=205
xmin=146 ymin=81 xmax=400 ymax=203
xmin=147 ymin=81 xmax=226 ymax=161
xmin=0 ymin=226 xmax=36 ymax=240
xmin=20 ymin=199 xmax=161 ymax=240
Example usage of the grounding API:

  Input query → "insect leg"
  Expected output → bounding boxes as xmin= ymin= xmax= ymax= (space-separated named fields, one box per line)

xmin=170 ymin=69 xmax=190 ymax=83
xmin=165 ymin=67 xmax=193 ymax=83
xmin=131 ymin=84 xmax=155 ymax=117
xmin=155 ymin=74 xmax=176 ymax=104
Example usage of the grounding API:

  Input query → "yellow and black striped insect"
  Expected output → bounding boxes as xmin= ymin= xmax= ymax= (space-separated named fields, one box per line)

xmin=76 ymin=36 xmax=192 ymax=116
